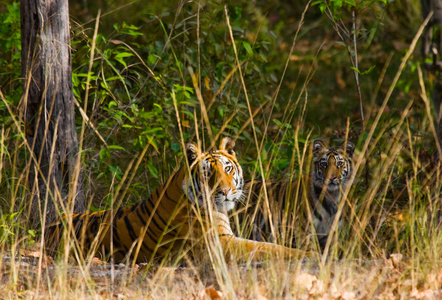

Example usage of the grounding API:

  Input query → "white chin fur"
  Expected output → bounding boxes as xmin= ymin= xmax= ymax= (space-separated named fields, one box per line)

xmin=214 ymin=191 xmax=239 ymax=212
xmin=315 ymin=181 xmax=340 ymax=192
xmin=326 ymin=183 xmax=340 ymax=192
xmin=214 ymin=199 xmax=236 ymax=212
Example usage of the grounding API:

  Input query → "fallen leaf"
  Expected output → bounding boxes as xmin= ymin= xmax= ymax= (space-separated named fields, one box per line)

xmin=91 ymin=257 xmax=106 ymax=266
xmin=309 ymin=279 xmax=326 ymax=295
xmin=199 ymin=287 xmax=223 ymax=300
xmin=410 ymin=289 xmax=436 ymax=299
xmin=341 ymin=291 xmax=356 ymax=300
xmin=328 ymin=282 xmax=339 ymax=298
xmin=255 ymin=293 xmax=268 ymax=300
xmin=390 ymin=253 xmax=403 ymax=267
xmin=387 ymin=253 xmax=405 ymax=272
xmin=294 ymin=273 xmax=317 ymax=291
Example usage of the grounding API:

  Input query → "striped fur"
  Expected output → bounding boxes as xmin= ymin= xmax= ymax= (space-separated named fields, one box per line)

xmin=44 ymin=137 xmax=312 ymax=263
xmin=237 ymin=139 xmax=355 ymax=251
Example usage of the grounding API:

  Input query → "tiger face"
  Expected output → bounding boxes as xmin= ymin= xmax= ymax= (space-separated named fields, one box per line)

xmin=183 ymin=137 xmax=244 ymax=212
xmin=312 ymin=140 xmax=355 ymax=193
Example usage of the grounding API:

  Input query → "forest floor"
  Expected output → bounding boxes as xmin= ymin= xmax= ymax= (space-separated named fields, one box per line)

xmin=1 ymin=248 xmax=442 ymax=299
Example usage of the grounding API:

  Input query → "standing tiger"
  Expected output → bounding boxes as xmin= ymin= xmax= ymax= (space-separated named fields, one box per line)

xmin=235 ymin=139 xmax=355 ymax=252
xmin=44 ymin=137 xmax=312 ymax=263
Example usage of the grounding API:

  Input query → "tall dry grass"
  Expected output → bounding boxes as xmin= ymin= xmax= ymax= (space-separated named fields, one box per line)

xmin=0 ymin=1 xmax=441 ymax=299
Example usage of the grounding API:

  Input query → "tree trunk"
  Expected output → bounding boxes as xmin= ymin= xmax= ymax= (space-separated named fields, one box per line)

xmin=21 ymin=0 xmax=85 ymax=227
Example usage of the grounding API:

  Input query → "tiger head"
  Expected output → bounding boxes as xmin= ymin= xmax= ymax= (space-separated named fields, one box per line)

xmin=183 ymin=137 xmax=244 ymax=213
xmin=312 ymin=139 xmax=355 ymax=193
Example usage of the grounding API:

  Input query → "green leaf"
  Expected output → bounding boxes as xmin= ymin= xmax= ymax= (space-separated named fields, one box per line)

xmin=147 ymin=162 xmax=159 ymax=178
xmin=72 ymin=73 xmax=79 ymax=86
xmin=171 ymin=143 xmax=181 ymax=152
xmin=108 ymin=145 xmax=125 ymax=150
xmin=311 ymin=0 xmax=324 ymax=5
xmin=350 ymin=67 xmax=361 ymax=74
xmin=345 ymin=0 xmax=356 ymax=7
xmin=182 ymin=110 xmax=195 ymax=119
xmin=108 ymin=101 xmax=118 ymax=108
xmin=148 ymin=54 xmax=158 ymax=65
xmin=243 ymin=41 xmax=253 ymax=57
xmin=147 ymin=136 xmax=159 ymax=152
xmin=360 ymin=65 xmax=376 ymax=75
xmin=278 ymin=158 xmax=289 ymax=170
xmin=350 ymin=65 xmax=376 ymax=75
xmin=122 ymin=23 xmax=139 ymax=30
xmin=123 ymin=30 xmax=143 ymax=36
xmin=109 ymin=165 xmax=122 ymax=179
xmin=105 ymin=76 xmax=121 ymax=81
xmin=273 ymin=119 xmax=282 ymax=127
xmin=99 ymin=148 xmax=110 ymax=160
xmin=114 ymin=52 xmax=134 ymax=68
xmin=153 ymin=103 xmax=163 ymax=110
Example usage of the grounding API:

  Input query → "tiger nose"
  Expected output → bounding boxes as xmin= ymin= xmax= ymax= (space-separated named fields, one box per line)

xmin=221 ymin=187 xmax=231 ymax=195
xmin=329 ymin=176 xmax=337 ymax=181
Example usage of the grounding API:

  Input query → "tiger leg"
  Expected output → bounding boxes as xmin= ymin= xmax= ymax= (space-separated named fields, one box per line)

xmin=212 ymin=212 xmax=315 ymax=261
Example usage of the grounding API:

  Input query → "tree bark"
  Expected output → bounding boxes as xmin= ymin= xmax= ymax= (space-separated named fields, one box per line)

xmin=21 ymin=0 xmax=85 ymax=227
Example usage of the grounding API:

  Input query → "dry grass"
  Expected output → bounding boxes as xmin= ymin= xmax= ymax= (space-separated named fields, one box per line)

xmin=1 ymin=1 xmax=442 ymax=299
xmin=0 ymin=248 xmax=442 ymax=299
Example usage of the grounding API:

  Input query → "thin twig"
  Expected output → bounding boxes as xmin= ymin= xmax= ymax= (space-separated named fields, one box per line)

xmin=324 ymin=6 xmax=364 ymax=126
xmin=352 ymin=9 xmax=364 ymax=125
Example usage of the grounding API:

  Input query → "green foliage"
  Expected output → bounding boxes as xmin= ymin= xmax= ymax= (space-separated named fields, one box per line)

xmin=0 ymin=212 xmax=35 ymax=246
xmin=68 ymin=1 xmax=288 ymax=202
xmin=313 ymin=0 xmax=388 ymax=17
xmin=0 ymin=1 xmax=21 ymax=120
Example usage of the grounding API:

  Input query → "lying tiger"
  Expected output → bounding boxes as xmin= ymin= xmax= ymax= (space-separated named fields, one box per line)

xmin=236 ymin=139 xmax=355 ymax=252
xmin=44 ymin=137 xmax=312 ymax=263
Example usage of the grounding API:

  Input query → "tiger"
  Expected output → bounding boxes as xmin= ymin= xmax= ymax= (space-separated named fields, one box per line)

xmin=44 ymin=137 xmax=313 ymax=264
xmin=235 ymin=139 xmax=355 ymax=252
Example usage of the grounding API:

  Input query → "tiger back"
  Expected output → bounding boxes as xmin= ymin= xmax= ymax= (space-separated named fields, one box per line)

xmin=44 ymin=137 xmax=313 ymax=263
xmin=236 ymin=139 xmax=355 ymax=252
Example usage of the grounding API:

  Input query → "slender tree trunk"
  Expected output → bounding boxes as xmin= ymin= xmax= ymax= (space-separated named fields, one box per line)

xmin=21 ymin=0 xmax=85 ymax=227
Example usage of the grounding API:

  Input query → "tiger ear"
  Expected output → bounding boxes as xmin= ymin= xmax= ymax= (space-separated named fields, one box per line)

xmin=185 ymin=142 xmax=201 ymax=165
xmin=341 ymin=141 xmax=355 ymax=158
xmin=312 ymin=140 xmax=326 ymax=157
xmin=219 ymin=137 xmax=236 ymax=156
